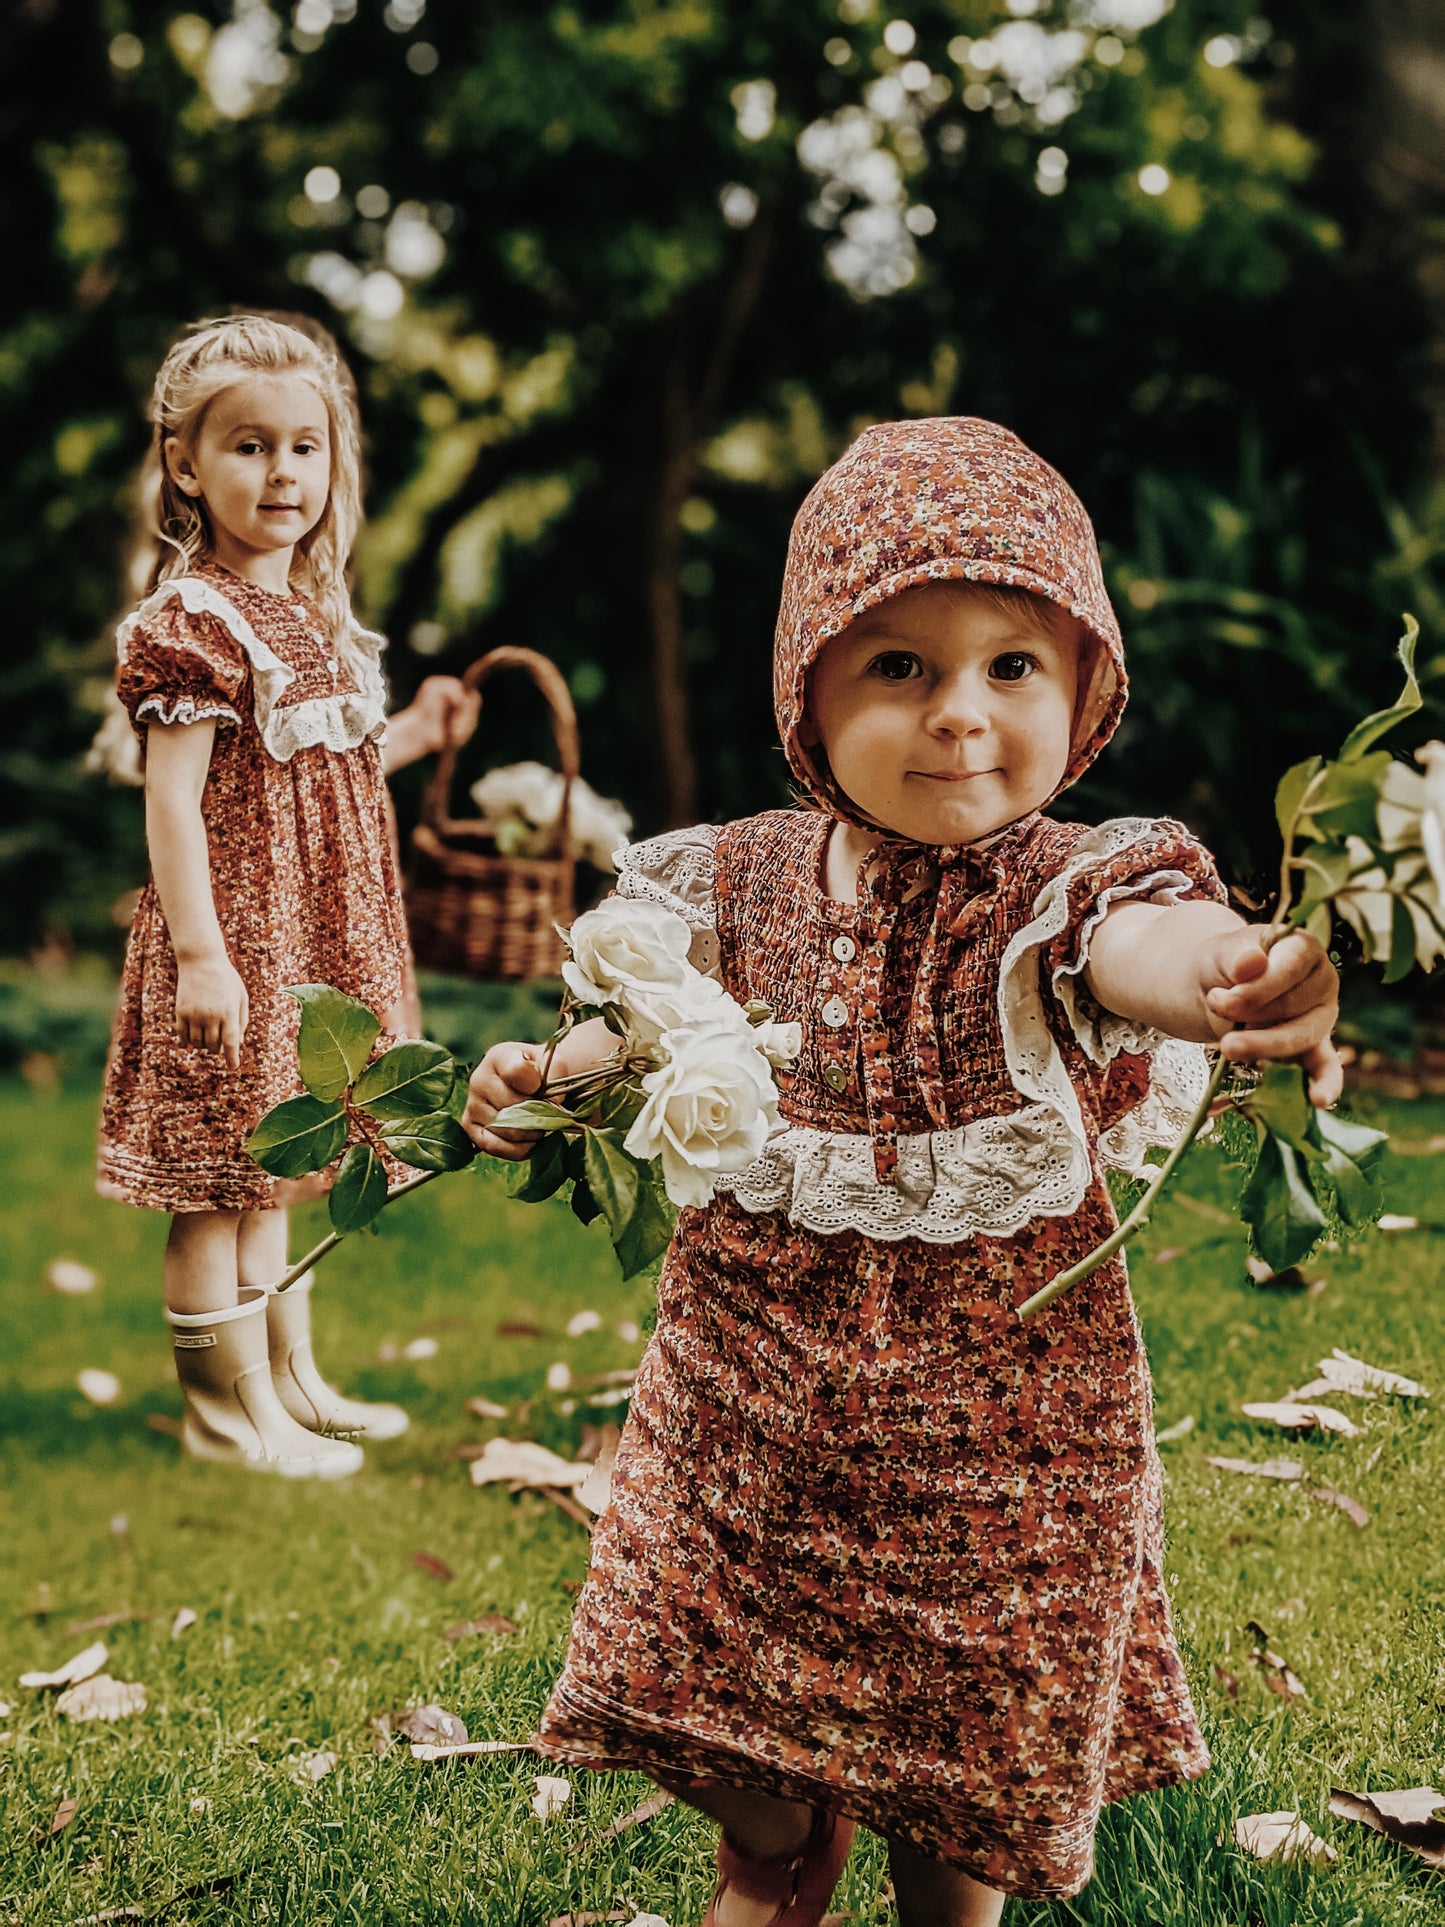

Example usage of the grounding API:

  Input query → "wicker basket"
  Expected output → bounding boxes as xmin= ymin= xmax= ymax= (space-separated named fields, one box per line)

xmin=404 ymin=646 xmax=579 ymax=982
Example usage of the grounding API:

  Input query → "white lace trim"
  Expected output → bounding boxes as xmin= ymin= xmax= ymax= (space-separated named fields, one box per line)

xmin=622 ymin=815 xmax=1213 ymax=1237
xmin=612 ymin=825 xmax=720 ymax=930
xmin=118 ymin=577 xmax=388 ymax=764
xmin=134 ymin=696 xmax=243 ymax=730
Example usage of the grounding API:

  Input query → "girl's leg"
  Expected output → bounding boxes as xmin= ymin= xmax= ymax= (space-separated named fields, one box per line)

xmin=887 ymin=1839 xmax=1006 ymax=1927
xmin=164 ymin=1210 xmax=242 ymax=1315
xmin=236 ymin=1205 xmax=289 ymax=1292
xmin=651 ymin=1775 xmax=838 ymax=1927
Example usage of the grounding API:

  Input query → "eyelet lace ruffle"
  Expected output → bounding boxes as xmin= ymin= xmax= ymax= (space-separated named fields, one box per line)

xmin=616 ymin=817 xmax=1214 ymax=1238
xmin=119 ymin=577 xmax=388 ymax=764
xmin=135 ymin=696 xmax=243 ymax=730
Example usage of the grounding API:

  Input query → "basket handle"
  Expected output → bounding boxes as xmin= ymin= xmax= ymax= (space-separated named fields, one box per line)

xmin=420 ymin=646 xmax=581 ymax=859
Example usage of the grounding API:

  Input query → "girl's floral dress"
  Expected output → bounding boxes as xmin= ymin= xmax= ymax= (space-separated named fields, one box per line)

xmin=98 ymin=561 xmax=407 ymax=1213
xmin=532 ymin=416 xmax=1226 ymax=1899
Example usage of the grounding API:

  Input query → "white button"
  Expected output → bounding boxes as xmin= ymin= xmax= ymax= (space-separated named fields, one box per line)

xmin=831 ymin=935 xmax=857 ymax=963
xmin=823 ymin=1064 xmax=850 ymax=1094
xmin=821 ymin=996 xmax=848 ymax=1029
xmin=327 ymin=656 xmax=339 ymax=674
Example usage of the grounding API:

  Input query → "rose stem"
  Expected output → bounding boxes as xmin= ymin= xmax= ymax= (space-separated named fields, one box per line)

xmin=272 ymin=1168 xmax=442 ymax=1293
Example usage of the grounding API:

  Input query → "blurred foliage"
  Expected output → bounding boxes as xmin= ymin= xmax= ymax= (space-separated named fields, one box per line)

xmin=3 ymin=0 xmax=1444 ymax=956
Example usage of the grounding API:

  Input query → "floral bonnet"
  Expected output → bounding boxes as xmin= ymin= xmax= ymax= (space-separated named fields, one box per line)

xmin=773 ymin=415 xmax=1128 ymax=829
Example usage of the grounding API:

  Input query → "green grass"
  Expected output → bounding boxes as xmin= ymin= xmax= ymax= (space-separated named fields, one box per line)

xmin=1 ymin=1077 xmax=1443 ymax=1925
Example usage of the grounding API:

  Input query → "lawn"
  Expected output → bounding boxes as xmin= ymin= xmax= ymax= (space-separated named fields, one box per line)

xmin=1 ymin=1068 xmax=1443 ymax=1927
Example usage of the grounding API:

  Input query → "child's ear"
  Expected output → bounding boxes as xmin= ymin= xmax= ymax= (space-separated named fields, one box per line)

xmin=164 ymin=437 xmax=203 ymax=500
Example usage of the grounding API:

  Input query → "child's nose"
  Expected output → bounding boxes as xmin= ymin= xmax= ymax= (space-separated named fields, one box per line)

xmin=925 ymin=672 xmax=989 ymax=736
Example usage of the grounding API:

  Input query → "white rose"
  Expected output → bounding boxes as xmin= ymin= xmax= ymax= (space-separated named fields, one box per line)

xmin=1335 ymin=836 xmax=1445 ymax=974
xmin=753 ymin=1019 xmax=803 ymax=1069
xmin=561 ymin=897 xmax=692 ymax=1007
xmin=622 ymin=967 xmax=732 ymax=1048
xmin=472 ymin=761 xmax=565 ymax=835
xmin=572 ymin=786 xmax=634 ymax=871
xmin=624 ymin=1020 xmax=781 ymax=1209
xmin=1375 ymin=757 xmax=1426 ymax=852
xmin=1418 ymin=741 xmax=1445 ymax=901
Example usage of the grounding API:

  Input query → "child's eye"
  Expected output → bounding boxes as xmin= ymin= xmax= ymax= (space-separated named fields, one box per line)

xmin=869 ymin=651 xmax=922 ymax=682
xmin=990 ymin=652 xmax=1037 ymax=683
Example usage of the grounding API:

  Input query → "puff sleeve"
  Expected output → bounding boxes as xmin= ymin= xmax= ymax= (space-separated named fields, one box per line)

xmin=1040 ymin=816 xmax=1228 ymax=1066
xmin=115 ymin=598 xmax=248 ymax=736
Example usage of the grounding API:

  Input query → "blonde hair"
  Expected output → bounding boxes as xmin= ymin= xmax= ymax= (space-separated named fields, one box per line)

xmin=148 ymin=313 xmax=363 ymax=646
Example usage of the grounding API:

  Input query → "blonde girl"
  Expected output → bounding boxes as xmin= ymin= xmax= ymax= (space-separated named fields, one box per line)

xmin=98 ymin=313 xmax=462 ymax=1477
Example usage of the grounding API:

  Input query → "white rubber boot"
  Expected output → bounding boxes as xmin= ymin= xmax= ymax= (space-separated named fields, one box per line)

xmin=167 ymin=1288 xmax=364 ymax=1479
xmin=265 ymin=1271 xmax=410 ymax=1441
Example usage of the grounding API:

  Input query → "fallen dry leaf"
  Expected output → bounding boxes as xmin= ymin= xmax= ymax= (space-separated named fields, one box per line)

xmin=602 ymin=1788 xmax=675 ymax=1837
xmin=146 ymin=1413 xmax=184 ymax=1438
xmin=576 ymin=1421 xmax=622 ymax=1465
xmin=616 ymin=1319 xmax=641 ymax=1344
xmin=1317 ymin=1349 xmax=1428 ymax=1399
xmin=64 ymin=1610 xmax=153 ymax=1637
xmin=532 ymin=1773 xmax=572 ymax=1820
xmin=56 ymin=1674 xmax=147 ymax=1722
xmin=546 ymin=1362 xmax=573 ymax=1392
xmin=20 ymin=1640 xmax=108 ymax=1690
xmin=577 ymin=1439 xmax=619 ymax=1517
xmin=1153 ymin=1414 xmax=1195 ymax=1444
xmin=546 ymin=1914 xmax=630 ymax=1927
xmin=411 ymin=1737 xmax=537 ymax=1762
xmin=497 ymin=1320 xmax=542 ymax=1338
xmin=1241 ymin=1400 xmax=1363 ymax=1439
xmin=442 ymin=1615 xmax=517 ymax=1642
xmin=1151 ymin=1246 xmax=1187 ymax=1264
xmin=402 ymin=1336 xmax=439 ymax=1361
xmin=1328 ymin=1786 xmax=1445 ymax=1869
xmin=1233 ymin=1810 xmax=1336 ymax=1865
xmin=76 ymin=1369 xmax=121 ymax=1406
xmin=586 ymin=1386 xmax=633 ymax=1409
xmin=295 ymin=1750 xmax=338 ymax=1783
xmin=1213 ymin=1664 xmax=1239 ymax=1700
xmin=50 ymin=1797 xmax=77 ymax=1835
xmin=1206 ymin=1456 xmax=1305 ymax=1481
xmin=1378 ymin=1212 xmax=1421 ymax=1231
xmin=1246 ymin=1623 xmax=1307 ymax=1701
xmin=189 ymin=1796 xmax=211 ymax=1814
xmin=411 ymin=1550 xmax=454 ymax=1583
xmin=171 ymin=1607 xmax=197 ymax=1639
xmin=375 ymin=1703 xmax=468 ymax=1751
xmin=565 ymin=1309 xmax=602 ymax=1337
xmin=1309 ymin=1486 xmax=1370 ymax=1529
xmin=465 ymin=1397 xmax=509 ymax=1420
xmin=467 ymin=1438 xmax=593 ymax=1491
xmin=46 ymin=1259 xmax=97 ymax=1296
xmin=532 ymin=1487 xmax=595 ymax=1530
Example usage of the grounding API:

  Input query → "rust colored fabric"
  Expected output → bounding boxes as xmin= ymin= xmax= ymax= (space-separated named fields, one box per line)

xmin=537 ymin=812 xmax=1222 ymax=1899
xmin=97 ymin=563 xmax=407 ymax=1213
xmin=773 ymin=417 xmax=1126 ymax=825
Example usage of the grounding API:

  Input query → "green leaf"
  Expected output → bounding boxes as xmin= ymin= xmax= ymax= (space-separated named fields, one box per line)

xmin=583 ymin=1128 xmax=642 ymax=1240
xmin=1240 ymin=1132 xmax=1327 ymax=1271
xmin=1300 ymin=753 xmax=1393 ymax=843
xmin=1314 ymin=1109 xmax=1388 ymax=1231
xmin=1336 ymin=615 xmax=1421 ymax=761
xmin=506 ymin=1131 xmax=569 ymax=1203
xmin=613 ymin=1181 xmax=675 ymax=1280
xmin=352 ymin=1040 xmax=456 ymax=1118
xmin=570 ymin=1177 xmax=601 ymax=1225
xmin=245 ymin=1093 xmax=348 ymax=1177
xmin=596 ymin=1081 xmax=645 ymax=1130
xmin=1275 ymin=755 xmax=1323 ymax=841
xmin=489 ymin=1098 xmax=578 ymax=1133
xmin=378 ymin=1111 xmax=475 ymax=1172
xmin=283 ymin=985 xmax=381 ymax=1101
xmin=1236 ymin=1063 xmax=1322 ymax=1160
xmin=1289 ymin=840 xmax=1353 ymax=926
xmin=1383 ymin=894 xmax=1417 ymax=985
xmin=328 ymin=1144 xmax=389 ymax=1233
xmin=1315 ymin=1109 xmax=1388 ymax=1166
xmin=563 ymin=1136 xmax=589 ymax=1183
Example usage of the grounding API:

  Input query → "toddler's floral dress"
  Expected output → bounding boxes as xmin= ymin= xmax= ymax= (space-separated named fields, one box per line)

xmin=98 ymin=561 xmax=407 ymax=1213
xmin=535 ymin=415 xmax=1228 ymax=1900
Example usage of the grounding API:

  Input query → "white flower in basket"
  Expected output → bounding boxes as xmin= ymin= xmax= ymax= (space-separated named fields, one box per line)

xmin=470 ymin=760 xmax=632 ymax=870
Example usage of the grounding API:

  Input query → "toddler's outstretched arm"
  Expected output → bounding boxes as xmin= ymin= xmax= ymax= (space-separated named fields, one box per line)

xmin=1084 ymin=900 xmax=1343 ymax=1108
xmin=145 ymin=721 xmax=249 ymax=1071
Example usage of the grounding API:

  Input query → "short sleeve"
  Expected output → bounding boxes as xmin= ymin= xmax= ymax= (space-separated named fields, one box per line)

xmin=613 ymin=824 xmax=721 ymax=975
xmin=1041 ymin=817 xmax=1227 ymax=1065
xmin=116 ymin=599 xmax=248 ymax=734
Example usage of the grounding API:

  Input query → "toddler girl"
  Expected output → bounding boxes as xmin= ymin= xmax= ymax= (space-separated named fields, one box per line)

xmin=98 ymin=313 xmax=453 ymax=1477
xmin=465 ymin=418 xmax=1340 ymax=1922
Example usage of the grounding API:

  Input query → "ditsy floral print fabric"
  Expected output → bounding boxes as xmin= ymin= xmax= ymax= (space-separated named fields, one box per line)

xmin=98 ymin=563 xmax=407 ymax=1212
xmin=773 ymin=416 xmax=1127 ymax=823
xmin=537 ymin=808 xmax=1220 ymax=1898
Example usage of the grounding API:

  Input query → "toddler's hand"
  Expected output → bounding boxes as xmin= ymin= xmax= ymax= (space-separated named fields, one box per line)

xmin=463 ymin=1041 xmax=549 ymax=1160
xmin=1202 ymin=926 xmax=1343 ymax=1108
xmin=175 ymin=953 xmax=249 ymax=1072
xmin=406 ymin=676 xmax=481 ymax=756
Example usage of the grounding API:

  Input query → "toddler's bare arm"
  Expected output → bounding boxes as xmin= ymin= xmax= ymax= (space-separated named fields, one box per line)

xmin=463 ymin=1016 xmax=617 ymax=1160
xmin=1084 ymin=899 xmax=1343 ymax=1107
